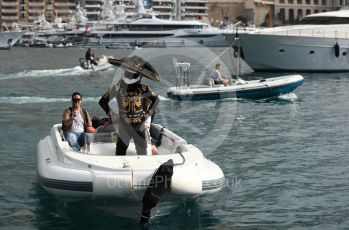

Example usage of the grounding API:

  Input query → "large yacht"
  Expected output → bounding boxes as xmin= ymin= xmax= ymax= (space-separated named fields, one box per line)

xmin=85 ymin=0 xmax=228 ymax=47
xmin=224 ymin=8 xmax=349 ymax=72
xmin=0 ymin=31 xmax=25 ymax=49
xmin=0 ymin=23 xmax=25 ymax=48
xmin=18 ymin=12 xmax=89 ymax=47
xmin=18 ymin=1 xmax=228 ymax=48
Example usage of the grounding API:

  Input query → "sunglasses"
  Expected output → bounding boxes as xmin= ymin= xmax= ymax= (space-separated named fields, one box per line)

xmin=72 ymin=98 xmax=81 ymax=103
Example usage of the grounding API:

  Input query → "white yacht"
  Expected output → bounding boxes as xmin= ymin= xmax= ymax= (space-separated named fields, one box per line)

xmin=0 ymin=24 xmax=25 ymax=49
xmin=19 ymin=8 xmax=89 ymax=47
xmin=224 ymin=8 xmax=349 ymax=72
xmin=86 ymin=0 xmax=228 ymax=47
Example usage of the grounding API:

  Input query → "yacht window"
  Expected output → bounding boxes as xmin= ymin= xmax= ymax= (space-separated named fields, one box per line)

xmin=289 ymin=9 xmax=295 ymax=24
xmin=102 ymin=33 xmax=171 ymax=38
xmin=309 ymin=50 xmax=315 ymax=54
xmin=297 ymin=16 xmax=349 ymax=24
xmin=279 ymin=8 xmax=286 ymax=24
xmin=297 ymin=9 xmax=303 ymax=21
xmin=127 ymin=24 xmax=202 ymax=31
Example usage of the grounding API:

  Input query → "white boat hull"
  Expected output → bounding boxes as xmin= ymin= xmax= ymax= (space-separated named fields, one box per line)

xmin=232 ymin=33 xmax=349 ymax=72
xmin=167 ymin=75 xmax=304 ymax=100
xmin=0 ymin=31 xmax=25 ymax=48
xmin=37 ymin=124 xmax=224 ymax=219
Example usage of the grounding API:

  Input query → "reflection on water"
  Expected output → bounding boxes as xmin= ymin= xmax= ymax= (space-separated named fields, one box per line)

xmin=32 ymin=182 xmax=221 ymax=230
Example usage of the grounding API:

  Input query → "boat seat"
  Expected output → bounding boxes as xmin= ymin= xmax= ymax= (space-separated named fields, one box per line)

xmin=150 ymin=125 xmax=164 ymax=147
xmin=204 ymin=78 xmax=226 ymax=87
xmin=58 ymin=127 xmax=66 ymax=141
xmin=204 ymin=78 xmax=214 ymax=87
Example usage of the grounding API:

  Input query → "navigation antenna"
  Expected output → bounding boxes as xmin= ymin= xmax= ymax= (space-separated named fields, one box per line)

xmin=234 ymin=29 xmax=242 ymax=80
xmin=176 ymin=62 xmax=191 ymax=89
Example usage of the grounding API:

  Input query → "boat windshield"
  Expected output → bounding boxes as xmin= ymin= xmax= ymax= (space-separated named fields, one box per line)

xmin=297 ymin=16 xmax=349 ymax=25
xmin=87 ymin=132 xmax=118 ymax=144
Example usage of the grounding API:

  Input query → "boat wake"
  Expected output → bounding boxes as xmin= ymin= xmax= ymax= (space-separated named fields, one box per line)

xmin=0 ymin=96 xmax=100 ymax=104
xmin=277 ymin=93 xmax=298 ymax=101
xmin=0 ymin=66 xmax=103 ymax=80
xmin=158 ymin=95 xmax=170 ymax=101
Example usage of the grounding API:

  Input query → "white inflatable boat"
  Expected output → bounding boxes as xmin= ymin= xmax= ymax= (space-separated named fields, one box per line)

xmin=167 ymin=62 xmax=304 ymax=100
xmin=37 ymin=123 xmax=224 ymax=222
xmin=167 ymin=75 xmax=304 ymax=100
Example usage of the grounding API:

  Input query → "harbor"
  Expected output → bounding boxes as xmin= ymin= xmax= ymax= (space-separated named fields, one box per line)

xmin=1 ymin=46 xmax=349 ymax=228
xmin=1 ymin=0 xmax=349 ymax=228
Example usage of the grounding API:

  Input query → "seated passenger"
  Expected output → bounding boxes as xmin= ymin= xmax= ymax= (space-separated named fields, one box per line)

xmin=211 ymin=63 xmax=229 ymax=86
xmin=62 ymin=92 xmax=95 ymax=151
xmin=85 ymin=48 xmax=92 ymax=68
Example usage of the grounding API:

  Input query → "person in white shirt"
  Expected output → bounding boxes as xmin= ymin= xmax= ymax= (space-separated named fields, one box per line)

xmin=62 ymin=92 xmax=94 ymax=151
xmin=211 ymin=63 xmax=229 ymax=86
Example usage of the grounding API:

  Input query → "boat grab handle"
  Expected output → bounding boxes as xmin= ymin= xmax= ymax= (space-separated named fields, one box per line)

xmin=173 ymin=152 xmax=185 ymax=166
xmin=136 ymin=207 xmax=160 ymax=220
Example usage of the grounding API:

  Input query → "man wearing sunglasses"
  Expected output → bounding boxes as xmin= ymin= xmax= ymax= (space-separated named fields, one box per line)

xmin=62 ymin=92 xmax=94 ymax=151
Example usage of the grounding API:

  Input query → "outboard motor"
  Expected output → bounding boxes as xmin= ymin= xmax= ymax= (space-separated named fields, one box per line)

xmin=334 ymin=42 xmax=340 ymax=58
xmin=140 ymin=159 xmax=174 ymax=225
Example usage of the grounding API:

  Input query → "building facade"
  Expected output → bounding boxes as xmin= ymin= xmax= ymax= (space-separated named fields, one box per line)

xmin=207 ymin=0 xmax=349 ymax=27
xmin=1 ymin=0 xmax=21 ymax=28
xmin=1 ymin=0 xmax=349 ymax=30
xmin=275 ymin=0 xmax=348 ymax=25
xmin=0 ymin=0 xmax=209 ymax=29
xmin=274 ymin=0 xmax=349 ymax=25
xmin=1 ymin=0 xmax=78 ymax=30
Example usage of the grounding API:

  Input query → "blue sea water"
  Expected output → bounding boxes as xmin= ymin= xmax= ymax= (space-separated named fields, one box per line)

xmin=1 ymin=47 xmax=349 ymax=229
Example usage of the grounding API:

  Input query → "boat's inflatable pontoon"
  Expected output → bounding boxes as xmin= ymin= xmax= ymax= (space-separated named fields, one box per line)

xmin=37 ymin=123 xmax=225 ymax=220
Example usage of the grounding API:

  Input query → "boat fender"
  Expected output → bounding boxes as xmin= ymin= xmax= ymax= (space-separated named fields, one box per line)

xmin=334 ymin=42 xmax=340 ymax=58
xmin=140 ymin=159 xmax=174 ymax=225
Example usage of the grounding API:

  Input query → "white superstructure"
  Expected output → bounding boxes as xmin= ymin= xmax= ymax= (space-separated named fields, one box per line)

xmin=85 ymin=0 xmax=227 ymax=47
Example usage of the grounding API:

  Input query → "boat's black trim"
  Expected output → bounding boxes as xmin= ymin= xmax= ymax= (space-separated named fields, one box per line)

xmin=167 ymin=79 xmax=303 ymax=100
xmin=39 ymin=175 xmax=93 ymax=192
xmin=202 ymin=177 xmax=225 ymax=191
xmin=252 ymin=68 xmax=349 ymax=73
xmin=175 ymin=34 xmax=217 ymax=38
